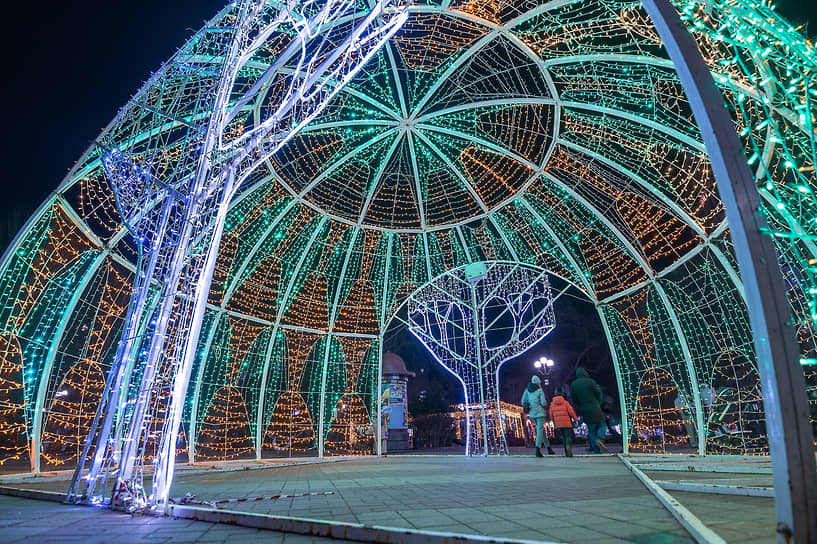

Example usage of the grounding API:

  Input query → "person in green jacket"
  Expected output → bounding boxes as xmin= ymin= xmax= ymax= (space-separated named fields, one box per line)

xmin=570 ymin=367 xmax=608 ymax=453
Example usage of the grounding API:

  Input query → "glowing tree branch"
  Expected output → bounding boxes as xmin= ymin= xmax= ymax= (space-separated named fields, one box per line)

xmin=404 ymin=262 xmax=556 ymax=456
xmin=67 ymin=0 xmax=408 ymax=511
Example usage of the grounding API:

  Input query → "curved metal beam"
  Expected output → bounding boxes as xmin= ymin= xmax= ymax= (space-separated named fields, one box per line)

xmin=186 ymin=310 xmax=223 ymax=464
xmin=414 ymin=97 xmax=556 ymax=123
xmin=642 ymin=1 xmax=817 ymax=539
xmin=410 ymin=129 xmax=489 ymax=214
xmin=31 ymin=250 xmax=108 ymax=473
xmin=557 ymin=139 xmax=708 ymax=238
xmin=595 ymin=305 xmax=630 ymax=454
xmin=222 ymin=199 xmax=299 ymax=306
xmin=559 ymin=101 xmax=704 ymax=152
xmin=318 ymin=227 xmax=363 ymax=457
xmin=355 ymin=132 xmax=408 ymax=227
xmin=650 ymin=282 xmax=706 ymax=455
xmin=255 ymin=324 xmax=279 ymax=460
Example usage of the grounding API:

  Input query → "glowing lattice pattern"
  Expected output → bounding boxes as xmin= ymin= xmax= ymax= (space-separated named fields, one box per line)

xmin=0 ymin=0 xmax=815 ymax=489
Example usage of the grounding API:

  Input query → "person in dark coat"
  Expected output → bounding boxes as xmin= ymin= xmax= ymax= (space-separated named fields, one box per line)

xmin=570 ymin=367 xmax=608 ymax=453
xmin=521 ymin=375 xmax=555 ymax=457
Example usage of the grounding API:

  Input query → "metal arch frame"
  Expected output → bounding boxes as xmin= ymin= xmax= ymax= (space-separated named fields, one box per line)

xmin=254 ymin=329 xmax=283 ymax=461
xmin=641 ymin=1 xmax=817 ymax=540
xmin=650 ymin=280 xmax=706 ymax=455
xmin=318 ymin=227 xmax=362 ymax=458
xmin=30 ymin=249 xmax=110 ymax=474
xmin=596 ymin=307 xmax=631 ymax=454
xmin=516 ymin=197 xmax=636 ymax=453
xmin=557 ymin=101 xmax=705 ymax=152
xmin=556 ymin=140 xmax=708 ymax=237
xmin=253 ymin=3 xmax=562 ymax=234
xmin=543 ymin=53 xmax=806 ymax=134
xmin=254 ymin=215 xmax=330 ymax=458
xmin=381 ymin=41 xmax=409 ymax=120
xmin=1 ymin=0 xmax=808 ymax=498
xmin=186 ymin=310 xmax=224 ymax=464
xmin=42 ymin=4 xmax=808 ymax=246
xmin=552 ymin=139 xmax=750 ymax=313
xmin=375 ymin=233 xmax=395 ymax=456
xmin=537 ymin=167 xmax=707 ymax=452
xmin=597 ymin=223 xmax=747 ymax=309
xmin=413 ymin=97 xmax=557 ymax=122
xmin=413 ymin=120 xmax=721 ymax=287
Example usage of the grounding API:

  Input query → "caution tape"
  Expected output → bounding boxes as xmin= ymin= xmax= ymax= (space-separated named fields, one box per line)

xmin=170 ymin=490 xmax=335 ymax=509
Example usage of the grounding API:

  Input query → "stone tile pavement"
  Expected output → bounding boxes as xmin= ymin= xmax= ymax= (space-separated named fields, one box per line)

xmin=671 ymin=491 xmax=775 ymax=544
xmin=167 ymin=455 xmax=693 ymax=543
xmin=0 ymin=454 xmax=781 ymax=543
xmin=0 ymin=494 xmax=346 ymax=544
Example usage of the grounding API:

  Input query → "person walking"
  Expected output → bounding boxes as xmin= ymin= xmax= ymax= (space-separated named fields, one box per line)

xmin=521 ymin=375 xmax=555 ymax=457
xmin=570 ymin=367 xmax=608 ymax=453
xmin=549 ymin=387 xmax=577 ymax=457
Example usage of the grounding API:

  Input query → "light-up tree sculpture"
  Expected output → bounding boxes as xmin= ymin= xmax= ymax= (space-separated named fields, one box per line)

xmin=66 ymin=0 xmax=408 ymax=510
xmin=403 ymin=262 xmax=555 ymax=456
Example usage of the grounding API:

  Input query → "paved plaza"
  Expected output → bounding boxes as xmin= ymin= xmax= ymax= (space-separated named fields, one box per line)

xmin=0 ymin=494 xmax=346 ymax=544
xmin=0 ymin=454 xmax=778 ymax=543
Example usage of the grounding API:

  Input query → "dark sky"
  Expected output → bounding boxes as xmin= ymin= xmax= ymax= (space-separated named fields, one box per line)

xmin=0 ymin=1 xmax=225 ymax=250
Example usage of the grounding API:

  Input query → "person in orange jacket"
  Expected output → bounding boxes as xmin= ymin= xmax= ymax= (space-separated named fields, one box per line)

xmin=549 ymin=387 xmax=577 ymax=457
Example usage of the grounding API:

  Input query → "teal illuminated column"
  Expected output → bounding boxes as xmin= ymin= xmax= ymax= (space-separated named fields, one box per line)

xmin=642 ymin=1 xmax=817 ymax=541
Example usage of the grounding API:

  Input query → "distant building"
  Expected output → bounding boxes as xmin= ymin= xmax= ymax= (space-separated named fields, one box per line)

xmin=447 ymin=401 xmax=553 ymax=448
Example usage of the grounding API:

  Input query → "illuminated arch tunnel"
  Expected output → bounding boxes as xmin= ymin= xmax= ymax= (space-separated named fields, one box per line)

xmin=0 ymin=0 xmax=815 ymax=525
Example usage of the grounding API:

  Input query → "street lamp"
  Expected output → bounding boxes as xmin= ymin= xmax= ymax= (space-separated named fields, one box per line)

xmin=534 ymin=357 xmax=555 ymax=395
xmin=534 ymin=357 xmax=555 ymax=375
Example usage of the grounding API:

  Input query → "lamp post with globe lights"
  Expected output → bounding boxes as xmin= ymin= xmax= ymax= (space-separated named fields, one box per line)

xmin=534 ymin=357 xmax=555 ymax=398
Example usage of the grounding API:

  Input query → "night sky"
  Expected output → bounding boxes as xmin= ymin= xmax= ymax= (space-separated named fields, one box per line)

xmin=1 ymin=1 xmax=815 ymax=406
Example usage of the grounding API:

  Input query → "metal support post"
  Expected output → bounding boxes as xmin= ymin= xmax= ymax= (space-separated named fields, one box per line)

xmin=470 ymin=283 xmax=490 ymax=456
xmin=642 ymin=1 xmax=817 ymax=541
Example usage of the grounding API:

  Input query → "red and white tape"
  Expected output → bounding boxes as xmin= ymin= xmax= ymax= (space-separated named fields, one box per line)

xmin=170 ymin=490 xmax=335 ymax=509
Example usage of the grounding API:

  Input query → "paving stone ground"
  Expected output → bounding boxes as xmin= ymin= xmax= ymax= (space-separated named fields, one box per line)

xmin=167 ymin=455 xmax=692 ymax=544
xmin=0 ymin=455 xmax=781 ymax=543
xmin=671 ymin=491 xmax=775 ymax=544
xmin=0 ymin=494 xmax=346 ymax=544
xmin=640 ymin=465 xmax=776 ymax=543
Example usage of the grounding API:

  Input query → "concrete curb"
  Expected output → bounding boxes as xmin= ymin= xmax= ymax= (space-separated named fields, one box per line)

xmin=636 ymin=463 xmax=772 ymax=474
xmin=656 ymin=480 xmax=775 ymax=498
xmin=168 ymin=504 xmax=563 ymax=544
xmin=0 ymin=485 xmax=68 ymax=503
xmin=0 ymin=455 xmax=370 ymax=486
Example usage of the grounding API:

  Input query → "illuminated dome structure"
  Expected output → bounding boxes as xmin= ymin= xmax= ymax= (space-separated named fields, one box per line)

xmin=0 ymin=0 xmax=815 ymax=494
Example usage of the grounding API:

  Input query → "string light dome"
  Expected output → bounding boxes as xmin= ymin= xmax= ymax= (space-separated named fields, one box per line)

xmin=0 ymin=0 xmax=815 ymax=476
